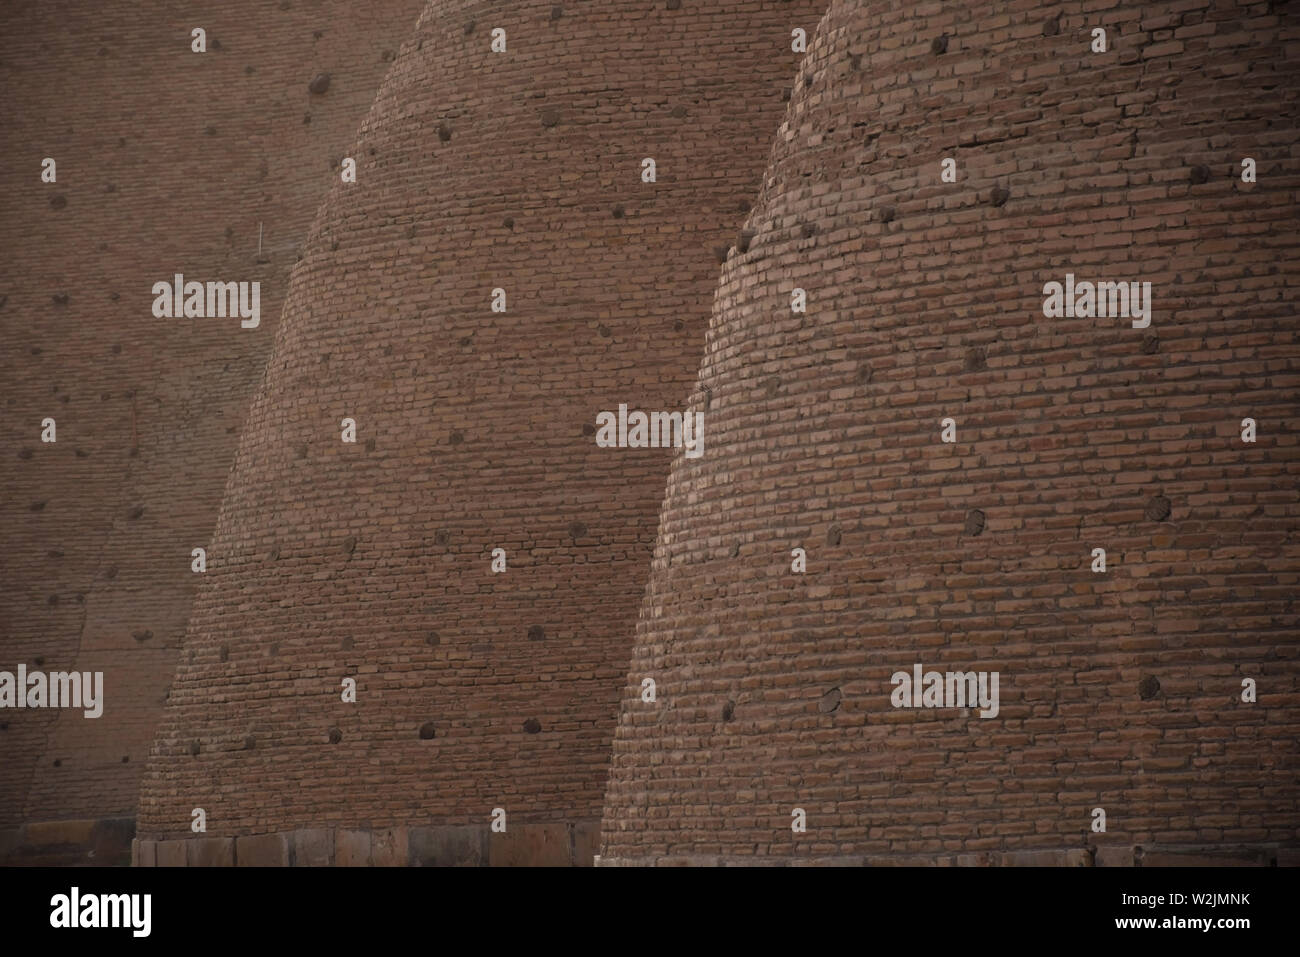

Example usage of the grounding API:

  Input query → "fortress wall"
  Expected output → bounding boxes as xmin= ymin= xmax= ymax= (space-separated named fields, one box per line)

xmin=0 ymin=0 xmax=425 ymax=864
xmin=133 ymin=0 xmax=826 ymax=865
xmin=597 ymin=0 xmax=1300 ymax=866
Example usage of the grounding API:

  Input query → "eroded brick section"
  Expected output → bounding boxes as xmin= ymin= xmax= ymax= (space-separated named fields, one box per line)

xmin=0 ymin=0 xmax=425 ymax=854
xmin=136 ymin=0 xmax=825 ymax=848
xmin=599 ymin=1 xmax=1300 ymax=864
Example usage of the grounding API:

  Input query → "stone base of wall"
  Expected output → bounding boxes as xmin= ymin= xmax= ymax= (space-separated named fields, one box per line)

xmin=134 ymin=820 xmax=600 ymax=866
xmin=20 ymin=824 xmax=1290 ymax=868
xmin=0 ymin=817 xmax=135 ymax=866
xmin=596 ymin=845 xmax=1298 ymax=867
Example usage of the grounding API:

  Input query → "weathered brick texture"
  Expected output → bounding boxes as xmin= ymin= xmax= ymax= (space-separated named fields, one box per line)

xmin=0 ymin=0 xmax=425 ymax=862
xmin=135 ymin=0 xmax=825 ymax=857
xmin=8 ymin=0 xmax=1296 ymax=870
xmin=599 ymin=0 xmax=1300 ymax=864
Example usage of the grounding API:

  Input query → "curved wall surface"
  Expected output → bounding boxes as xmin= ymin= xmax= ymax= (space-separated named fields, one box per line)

xmin=134 ymin=0 xmax=826 ymax=866
xmin=0 ymin=0 xmax=424 ymax=865
xmin=598 ymin=0 xmax=1300 ymax=865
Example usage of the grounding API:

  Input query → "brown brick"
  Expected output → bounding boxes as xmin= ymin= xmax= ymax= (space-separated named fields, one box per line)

xmin=1002 ymin=850 xmax=1093 ymax=867
xmin=0 ymin=828 xmax=21 ymax=864
xmin=1140 ymin=846 xmax=1275 ymax=867
xmin=370 ymin=827 xmax=408 ymax=867
xmin=573 ymin=821 xmax=601 ymax=867
xmin=290 ymin=829 xmax=334 ymax=867
xmin=410 ymin=826 xmax=485 ymax=867
xmin=3 ymin=0 xmax=1294 ymax=873
xmin=0 ymin=0 xmax=427 ymax=841
xmin=597 ymin=0 xmax=1300 ymax=865
xmin=189 ymin=837 xmax=235 ymax=867
xmin=235 ymin=833 xmax=289 ymax=867
xmin=335 ymin=829 xmax=371 ymax=867
xmin=1096 ymin=846 xmax=1136 ymax=867
xmin=488 ymin=824 xmax=572 ymax=868
xmin=136 ymin=840 xmax=157 ymax=868
xmin=155 ymin=840 xmax=188 ymax=868
xmin=22 ymin=819 xmax=96 ymax=847
xmin=129 ymin=0 xmax=827 ymax=856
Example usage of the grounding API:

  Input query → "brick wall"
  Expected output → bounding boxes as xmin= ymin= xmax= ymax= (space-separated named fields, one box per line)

xmin=598 ymin=0 xmax=1300 ymax=864
xmin=0 ymin=0 xmax=425 ymax=864
xmin=9 ymin=0 xmax=1295 ymax=870
xmin=134 ymin=0 xmax=826 ymax=861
